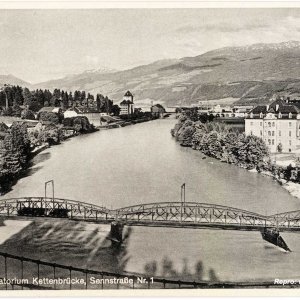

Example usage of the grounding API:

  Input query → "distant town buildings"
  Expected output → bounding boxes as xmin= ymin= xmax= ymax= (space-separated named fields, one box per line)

xmin=245 ymin=99 xmax=300 ymax=153
xmin=120 ymin=91 xmax=134 ymax=115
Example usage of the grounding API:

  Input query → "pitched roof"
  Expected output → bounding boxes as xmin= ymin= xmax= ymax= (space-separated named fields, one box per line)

xmin=120 ymin=100 xmax=133 ymax=105
xmin=38 ymin=107 xmax=60 ymax=113
xmin=249 ymin=100 xmax=300 ymax=117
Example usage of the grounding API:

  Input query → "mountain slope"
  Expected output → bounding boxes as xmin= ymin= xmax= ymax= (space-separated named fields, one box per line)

xmin=0 ymin=75 xmax=31 ymax=88
xmin=34 ymin=41 xmax=300 ymax=106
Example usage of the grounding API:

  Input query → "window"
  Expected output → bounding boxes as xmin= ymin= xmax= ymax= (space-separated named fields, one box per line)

xmin=250 ymin=122 xmax=253 ymax=126
xmin=289 ymin=140 xmax=292 ymax=146
xmin=260 ymin=130 xmax=262 ymax=136
xmin=289 ymin=131 xmax=292 ymax=137
xmin=289 ymin=122 xmax=292 ymax=127
xmin=268 ymin=131 xmax=271 ymax=136
xmin=268 ymin=139 xmax=271 ymax=145
xmin=272 ymin=131 xmax=275 ymax=136
xmin=268 ymin=122 xmax=271 ymax=127
xmin=260 ymin=122 xmax=262 ymax=126
xmin=272 ymin=122 xmax=275 ymax=127
xmin=289 ymin=113 xmax=292 ymax=119
xmin=272 ymin=139 xmax=274 ymax=145
xmin=250 ymin=131 xmax=253 ymax=135
xmin=279 ymin=130 xmax=281 ymax=136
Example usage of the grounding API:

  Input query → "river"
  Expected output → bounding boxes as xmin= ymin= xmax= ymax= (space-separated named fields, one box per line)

xmin=1 ymin=117 xmax=300 ymax=283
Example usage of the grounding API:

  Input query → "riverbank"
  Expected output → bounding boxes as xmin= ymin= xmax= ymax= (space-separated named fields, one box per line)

xmin=98 ymin=115 xmax=159 ymax=130
xmin=171 ymin=112 xmax=300 ymax=203
xmin=0 ymin=120 xmax=98 ymax=196
xmin=250 ymin=168 xmax=300 ymax=200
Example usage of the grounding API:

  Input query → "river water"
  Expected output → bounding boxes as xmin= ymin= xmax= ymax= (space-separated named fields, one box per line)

xmin=1 ymin=117 xmax=300 ymax=283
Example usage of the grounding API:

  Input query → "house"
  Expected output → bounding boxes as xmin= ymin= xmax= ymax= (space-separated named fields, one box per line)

xmin=119 ymin=91 xmax=134 ymax=115
xmin=245 ymin=100 xmax=300 ymax=153
xmin=64 ymin=107 xmax=101 ymax=126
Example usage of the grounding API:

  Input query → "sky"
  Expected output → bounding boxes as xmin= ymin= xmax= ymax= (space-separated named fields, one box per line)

xmin=1 ymin=9 xmax=300 ymax=83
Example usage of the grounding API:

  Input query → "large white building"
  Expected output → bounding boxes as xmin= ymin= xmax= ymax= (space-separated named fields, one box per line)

xmin=119 ymin=91 xmax=134 ymax=115
xmin=245 ymin=100 xmax=300 ymax=153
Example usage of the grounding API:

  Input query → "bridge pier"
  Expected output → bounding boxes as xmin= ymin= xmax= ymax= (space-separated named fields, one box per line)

xmin=108 ymin=221 xmax=124 ymax=247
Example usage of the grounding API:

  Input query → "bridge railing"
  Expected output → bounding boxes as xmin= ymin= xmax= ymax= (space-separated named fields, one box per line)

xmin=2 ymin=197 xmax=300 ymax=230
xmin=0 ymin=197 xmax=115 ymax=221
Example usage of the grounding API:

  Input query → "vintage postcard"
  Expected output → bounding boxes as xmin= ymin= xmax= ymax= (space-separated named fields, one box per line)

xmin=2 ymin=0 xmax=300 ymax=297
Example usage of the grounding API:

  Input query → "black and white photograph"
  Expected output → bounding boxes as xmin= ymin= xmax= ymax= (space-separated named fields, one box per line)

xmin=2 ymin=2 xmax=300 ymax=293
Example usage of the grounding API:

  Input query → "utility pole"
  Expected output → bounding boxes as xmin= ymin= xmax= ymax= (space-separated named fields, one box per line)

xmin=181 ymin=183 xmax=186 ymax=205
xmin=180 ymin=183 xmax=186 ymax=223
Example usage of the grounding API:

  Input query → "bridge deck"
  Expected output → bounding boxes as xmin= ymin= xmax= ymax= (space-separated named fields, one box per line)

xmin=0 ymin=197 xmax=300 ymax=231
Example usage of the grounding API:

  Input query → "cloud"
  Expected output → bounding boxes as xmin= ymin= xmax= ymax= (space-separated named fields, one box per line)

xmin=84 ymin=55 xmax=100 ymax=66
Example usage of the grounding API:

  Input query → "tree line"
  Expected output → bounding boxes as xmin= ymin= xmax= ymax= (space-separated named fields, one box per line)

xmin=0 ymin=85 xmax=120 ymax=116
xmin=171 ymin=112 xmax=270 ymax=169
xmin=0 ymin=123 xmax=31 ymax=193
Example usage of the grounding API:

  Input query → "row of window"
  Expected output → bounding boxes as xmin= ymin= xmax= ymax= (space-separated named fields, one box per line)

xmin=250 ymin=113 xmax=294 ymax=119
xmin=267 ymin=139 xmax=292 ymax=146
xmin=249 ymin=121 xmax=293 ymax=127
xmin=259 ymin=130 xmax=292 ymax=137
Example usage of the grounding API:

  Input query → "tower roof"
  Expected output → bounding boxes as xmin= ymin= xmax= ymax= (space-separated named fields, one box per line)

xmin=124 ymin=90 xmax=133 ymax=97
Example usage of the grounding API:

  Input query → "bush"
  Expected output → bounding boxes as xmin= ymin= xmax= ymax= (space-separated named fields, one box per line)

xmin=38 ymin=111 xmax=59 ymax=124
xmin=21 ymin=109 xmax=35 ymax=120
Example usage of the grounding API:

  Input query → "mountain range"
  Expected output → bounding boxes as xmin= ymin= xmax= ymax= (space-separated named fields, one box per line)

xmin=4 ymin=41 xmax=300 ymax=106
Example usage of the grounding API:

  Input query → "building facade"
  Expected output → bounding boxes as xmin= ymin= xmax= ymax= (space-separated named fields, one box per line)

xmin=245 ymin=100 xmax=300 ymax=153
xmin=119 ymin=91 xmax=134 ymax=115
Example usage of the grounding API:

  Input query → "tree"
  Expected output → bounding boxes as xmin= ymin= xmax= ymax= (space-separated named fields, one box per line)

xmin=111 ymin=104 xmax=121 ymax=116
xmin=74 ymin=90 xmax=81 ymax=106
xmin=177 ymin=123 xmax=195 ymax=146
xmin=38 ymin=111 xmax=59 ymax=124
xmin=37 ymin=124 xmax=62 ymax=145
xmin=11 ymin=105 xmax=22 ymax=117
xmin=2 ymin=106 xmax=13 ymax=116
xmin=62 ymin=92 xmax=69 ymax=109
xmin=23 ymin=87 xmax=34 ymax=107
xmin=80 ymin=91 xmax=86 ymax=105
xmin=21 ymin=109 xmax=35 ymax=120
xmin=68 ymin=92 xmax=74 ymax=107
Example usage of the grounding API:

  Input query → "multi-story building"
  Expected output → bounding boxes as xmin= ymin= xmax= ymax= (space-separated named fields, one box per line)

xmin=245 ymin=100 xmax=300 ymax=153
xmin=119 ymin=91 xmax=134 ymax=115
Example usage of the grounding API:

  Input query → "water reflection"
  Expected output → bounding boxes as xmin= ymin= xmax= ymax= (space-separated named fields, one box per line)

xmin=143 ymin=257 xmax=219 ymax=282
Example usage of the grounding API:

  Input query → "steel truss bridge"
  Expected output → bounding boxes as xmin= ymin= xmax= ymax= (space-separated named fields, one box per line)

xmin=1 ymin=197 xmax=300 ymax=231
